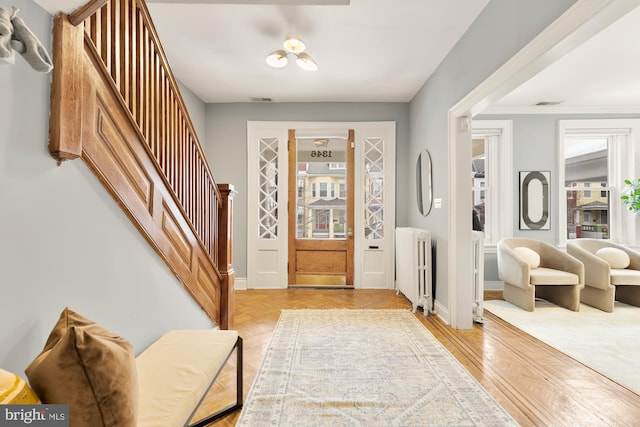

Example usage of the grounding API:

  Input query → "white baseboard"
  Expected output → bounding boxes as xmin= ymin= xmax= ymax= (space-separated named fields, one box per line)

xmin=484 ymin=280 xmax=504 ymax=291
xmin=432 ymin=299 xmax=449 ymax=325
xmin=235 ymin=277 xmax=247 ymax=290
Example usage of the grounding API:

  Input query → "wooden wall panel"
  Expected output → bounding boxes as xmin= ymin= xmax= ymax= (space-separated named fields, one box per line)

xmin=296 ymin=251 xmax=347 ymax=273
xmin=161 ymin=201 xmax=193 ymax=270
xmin=95 ymin=100 xmax=153 ymax=214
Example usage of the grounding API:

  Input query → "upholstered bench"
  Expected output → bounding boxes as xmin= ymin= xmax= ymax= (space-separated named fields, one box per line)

xmin=136 ymin=330 xmax=243 ymax=427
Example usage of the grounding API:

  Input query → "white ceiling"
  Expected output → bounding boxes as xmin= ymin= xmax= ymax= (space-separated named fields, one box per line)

xmin=486 ymin=3 xmax=640 ymax=114
xmin=32 ymin=0 xmax=640 ymax=110
xmin=142 ymin=0 xmax=489 ymax=103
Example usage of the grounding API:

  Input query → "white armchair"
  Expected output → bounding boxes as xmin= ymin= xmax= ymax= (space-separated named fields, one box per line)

xmin=566 ymin=239 xmax=640 ymax=312
xmin=497 ymin=238 xmax=584 ymax=311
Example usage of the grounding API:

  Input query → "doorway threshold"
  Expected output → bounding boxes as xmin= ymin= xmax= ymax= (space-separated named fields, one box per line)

xmin=288 ymin=285 xmax=354 ymax=290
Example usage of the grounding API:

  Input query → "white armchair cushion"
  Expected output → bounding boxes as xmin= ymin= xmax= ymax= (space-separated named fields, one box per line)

xmin=514 ymin=246 xmax=540 ymax=268
xmin=530 ymin=268 xmax=579 ymax=285
xmin=610 ymin=269 xmax=640 ymax=286
xmin=595 ymin=247 xmax=630 ymax=269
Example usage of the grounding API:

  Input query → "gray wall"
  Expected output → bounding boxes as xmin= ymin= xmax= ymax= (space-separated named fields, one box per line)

xmin=407 ymin=0 xmax=577 ymax=306
xmin=204 ymin=102 xmax=410 ymax=278
xmin=0 ymin=0 xmax=212 ymax=376
xmin=477 ymin=113 xmax=640 ymax=281
xmin=178 ymin=81 xmax=207 ymax=142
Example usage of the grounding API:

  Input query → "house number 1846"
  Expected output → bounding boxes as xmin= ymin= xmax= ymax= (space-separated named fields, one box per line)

xmin=310 ymin=150 xmax=332 ymax=158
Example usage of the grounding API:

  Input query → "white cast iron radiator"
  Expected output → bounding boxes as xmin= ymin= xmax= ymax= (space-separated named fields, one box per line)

xmin=472 ymin=230 xmax=485 ymax=323
xmin=395 ymin=227 xmax=432 ymax=316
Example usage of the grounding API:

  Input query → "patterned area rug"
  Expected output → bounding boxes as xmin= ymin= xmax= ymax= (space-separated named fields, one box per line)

xmin=237 ymin=309 xmax=517 ymax=426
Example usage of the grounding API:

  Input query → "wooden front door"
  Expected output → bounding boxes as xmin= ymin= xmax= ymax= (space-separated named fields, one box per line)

xmin=288 ymin=129 xmax=355 ymax=286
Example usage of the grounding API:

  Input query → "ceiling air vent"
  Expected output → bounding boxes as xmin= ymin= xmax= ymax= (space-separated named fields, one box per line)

xmin=534 ymin=101 xmax=563 ymax=106
xmin=251 ymin=97 xmax=272 ymax=102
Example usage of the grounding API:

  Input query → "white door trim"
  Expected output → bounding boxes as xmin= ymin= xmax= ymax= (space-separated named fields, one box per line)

xmin=247 ymin=121 xmax=396 ymax=289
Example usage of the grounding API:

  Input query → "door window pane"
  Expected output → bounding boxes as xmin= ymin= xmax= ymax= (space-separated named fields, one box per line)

xmin=296 ymin=138 xmax=347 ymax=239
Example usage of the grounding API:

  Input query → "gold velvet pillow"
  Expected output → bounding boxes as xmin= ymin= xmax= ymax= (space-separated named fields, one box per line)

xmin=25 ymin=308 xmax=138 ymax=427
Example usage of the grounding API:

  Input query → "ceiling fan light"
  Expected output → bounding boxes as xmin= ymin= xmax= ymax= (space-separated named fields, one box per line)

xmin=296 ymin=52 xmax=318 ymax=71
xmin=266 ymin=49 xmax=288 ymax=68
xmin=283 ymin=36 xmax=306 ymax=54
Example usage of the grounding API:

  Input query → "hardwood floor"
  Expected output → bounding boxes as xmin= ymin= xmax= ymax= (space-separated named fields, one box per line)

xmin=192 ymin=289 xmax=640 ymax=426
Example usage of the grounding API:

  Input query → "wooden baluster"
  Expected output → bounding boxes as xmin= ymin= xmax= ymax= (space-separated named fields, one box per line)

xmin=119 ymin=0 xmax=130 ymax=109
xmin=175 ymin=100 xmax=181 ymax=207
xmin=167 ymin=90 xmax=175 ymax=198
xmin=111 ymin=0 xmax=120 ymax=87
xmin=213 ymin=185 xmax=220 ymax=264
xmin=93 ymin=10 xmax=100 ymax=54
xmin=155 ymin=52 xmax=162 ymax=171
xmin=167 ymin=88 xmax=173 ymax=191
xmin=197 ymin=153 xmax=201 ymax=235
xmin=192 ymin=151 xmax=196 ymax=235
xmin=176 ymin=114 xmax=182 ymax=205
xmin=193 ymin=143 xmax=198 ymax=225
xmin=166 ymin=76 xmax=171 ymax=186
xmin=160 ymin=67 xmax=167 ymax=184
xmin=141 ymin=20 xmax=149 ymax=144
xmin=84 ymin=15 xmax=92 ymax=37
xmin=154 ymin=52 xmax=160 ymax=171
xmin=181 ymin=118 xmax=187 ymax=214
xmin=205 ymin=166 xmax=209 ymax=243
xmin=157 ymin=51 xmax=162 ymax=166
xmin=159 ymin=59 xmax=166 ymax=176
xmin=130 ymin=0 xmax=137 ymax=117
xmin=101 ymin=2 xmax=110 ymax=72
xmin=146 ymin=31 xmax=153 ymax=154
xmin=187 ymin=128 xmax=191 ymax=220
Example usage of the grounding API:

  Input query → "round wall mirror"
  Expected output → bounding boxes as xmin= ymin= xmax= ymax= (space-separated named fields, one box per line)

xmin=416 ymin=149 xmax=433 ymax=216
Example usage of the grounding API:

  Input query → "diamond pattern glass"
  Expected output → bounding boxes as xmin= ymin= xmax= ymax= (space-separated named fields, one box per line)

xmin=364 ymin=137 xmax=384 ymax=239
xmin=259 ymin=138 xmax=279 ymax=239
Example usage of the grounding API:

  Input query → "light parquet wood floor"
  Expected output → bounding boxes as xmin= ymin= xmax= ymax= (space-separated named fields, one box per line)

xmin=192 ymin=289 xmax=640 ymax=426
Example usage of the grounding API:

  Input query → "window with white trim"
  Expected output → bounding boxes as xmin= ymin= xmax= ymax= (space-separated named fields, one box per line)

xmin=471 ymin=120 xmax=513 ymax=247
xmin=558 ymin=119 xmax=640 ymax=247
xmin=319 ymin=182 xmax=328 ymax=198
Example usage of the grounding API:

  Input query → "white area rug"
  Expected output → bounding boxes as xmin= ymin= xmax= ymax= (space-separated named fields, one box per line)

xmin=484 ymin=299 xmax=640 ymax=395
xmin=237 ymin=309 xmax=517 ymax=426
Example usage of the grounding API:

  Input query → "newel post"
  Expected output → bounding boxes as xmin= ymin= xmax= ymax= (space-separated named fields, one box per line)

xmin=48 ymin=13 xmax=84 ymax=165
xmin=218 ymin=184 xmax=237 ymax=330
